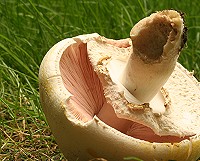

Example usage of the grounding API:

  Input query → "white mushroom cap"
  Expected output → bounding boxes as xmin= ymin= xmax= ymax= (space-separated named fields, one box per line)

xmin=39 ymin=11 xmax=200 ymax=161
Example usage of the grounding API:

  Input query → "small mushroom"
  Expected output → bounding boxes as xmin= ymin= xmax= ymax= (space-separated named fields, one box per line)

xmin=39 ymin=10 xmax=200 ymax=161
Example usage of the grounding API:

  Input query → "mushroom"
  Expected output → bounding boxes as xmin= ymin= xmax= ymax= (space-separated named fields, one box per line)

xmin=39 ymin=10 xmax=200 ymax=161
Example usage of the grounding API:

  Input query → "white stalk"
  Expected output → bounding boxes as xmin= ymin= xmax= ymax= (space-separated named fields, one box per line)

xmin=120 ymin=10 xmax=186 ymax=103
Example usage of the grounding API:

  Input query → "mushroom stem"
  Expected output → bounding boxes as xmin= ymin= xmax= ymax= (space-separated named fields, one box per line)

xmin=120 ymin=10 xmax=186 ymax=103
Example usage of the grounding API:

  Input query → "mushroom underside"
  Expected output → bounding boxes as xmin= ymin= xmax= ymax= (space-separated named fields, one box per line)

xmin=59 ymin=42 xmax=191 ymax=143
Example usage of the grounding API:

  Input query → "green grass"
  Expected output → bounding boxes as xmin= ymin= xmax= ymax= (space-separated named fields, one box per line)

xmin=0 ymin=0 xmax=200 ymax=160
